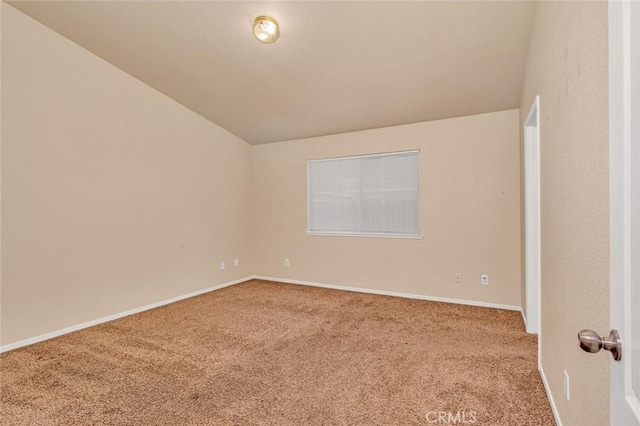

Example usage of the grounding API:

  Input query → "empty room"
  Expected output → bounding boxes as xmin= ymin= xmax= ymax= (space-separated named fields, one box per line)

xmin=2 ymin=1 xmax=638 ymax=425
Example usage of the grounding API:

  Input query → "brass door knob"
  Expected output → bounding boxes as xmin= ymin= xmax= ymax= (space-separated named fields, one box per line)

xmin=578 ymin=329 xmax=622 ymax=361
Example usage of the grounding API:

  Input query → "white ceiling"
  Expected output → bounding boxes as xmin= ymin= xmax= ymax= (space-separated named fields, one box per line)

xmin=7 ymin=1 xmax=536 ymax=145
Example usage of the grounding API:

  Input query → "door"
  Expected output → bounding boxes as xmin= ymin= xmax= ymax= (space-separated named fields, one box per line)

xmin=609 ymin=0 xmax=640 ymax=424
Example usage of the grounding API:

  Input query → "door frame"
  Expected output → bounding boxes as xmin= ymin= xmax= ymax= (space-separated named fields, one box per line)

xmin=524 ymin=96 xmax=541 ymax=337
xmin=609 ymin=0 xmax=640 ymax=424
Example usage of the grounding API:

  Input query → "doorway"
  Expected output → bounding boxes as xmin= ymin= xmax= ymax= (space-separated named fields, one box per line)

xmin=524 ymin=96 xmax=541 ymax=337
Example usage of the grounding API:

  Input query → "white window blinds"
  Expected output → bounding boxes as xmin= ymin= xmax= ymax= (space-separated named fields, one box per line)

xmin=307 ymin=150 xmax=420 ymax=237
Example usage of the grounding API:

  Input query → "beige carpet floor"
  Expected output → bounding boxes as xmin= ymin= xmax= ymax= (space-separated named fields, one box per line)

xmin=1 ymin=279 xmax=554 ymax=425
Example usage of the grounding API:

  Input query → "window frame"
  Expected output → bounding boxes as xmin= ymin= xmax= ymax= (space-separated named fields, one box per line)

xmin=306 ymin=150 xmax=422 ymax=239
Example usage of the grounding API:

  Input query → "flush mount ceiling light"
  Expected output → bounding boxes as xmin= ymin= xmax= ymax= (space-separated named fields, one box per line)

xmin=253 ymin=15 xmax=280 ymax=44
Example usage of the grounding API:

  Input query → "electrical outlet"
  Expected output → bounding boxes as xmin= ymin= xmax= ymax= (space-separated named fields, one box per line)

xmin=234 ymin=259 xmax=239 ymax=267
xmin=220 ymin=261 xmax=225 ymax=270
xmin=284 ymin=259 xmax=290 ymax=268
xmin=481 ymin=275 xmax=489 ymax=285
xmin=563 ymin=370 xmax=570 ymax=400
xmin=455 ymin=273 xmax=462 ymax=283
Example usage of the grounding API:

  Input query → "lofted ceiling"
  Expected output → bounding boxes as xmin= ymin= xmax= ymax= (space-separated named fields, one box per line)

xmin=7 ymin=1 xmax=536 ymax=145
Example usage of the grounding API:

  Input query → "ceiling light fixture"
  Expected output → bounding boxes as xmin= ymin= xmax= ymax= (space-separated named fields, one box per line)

xmin=253 ymin=15 xmax=280 ymax=44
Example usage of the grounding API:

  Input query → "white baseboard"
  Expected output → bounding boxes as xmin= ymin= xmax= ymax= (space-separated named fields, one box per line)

xmin=1 ymin=275 xmax=523 ymax=353
xmin=539 ymin=364 xmax=563 ymax=426
xmin=254 ymin=275 xmax=522 ymax=311
xmin=0 ymin=276 xmax=254 ymax=353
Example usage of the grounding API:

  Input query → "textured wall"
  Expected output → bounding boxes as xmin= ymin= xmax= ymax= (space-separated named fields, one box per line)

xmin=519 ymin=2 xmax=610 ymax=424
xmin=252 ymin=110 xmax=522 ymax=308
xmin=1 ymin=4 xmax=253 ymax=345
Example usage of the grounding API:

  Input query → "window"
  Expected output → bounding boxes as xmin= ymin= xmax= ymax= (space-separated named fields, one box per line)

xmin=307 ymin=150 xmax=420 ymax=238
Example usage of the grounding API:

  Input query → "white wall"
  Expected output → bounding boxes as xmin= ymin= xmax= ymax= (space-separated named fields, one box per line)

xmin=1 ymin=4 xmax=253 ymax=346
xmin=519 ymin=2 xmax=610 ymax=424
xmin=252 ymin=110 xmax=522 ymax=308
